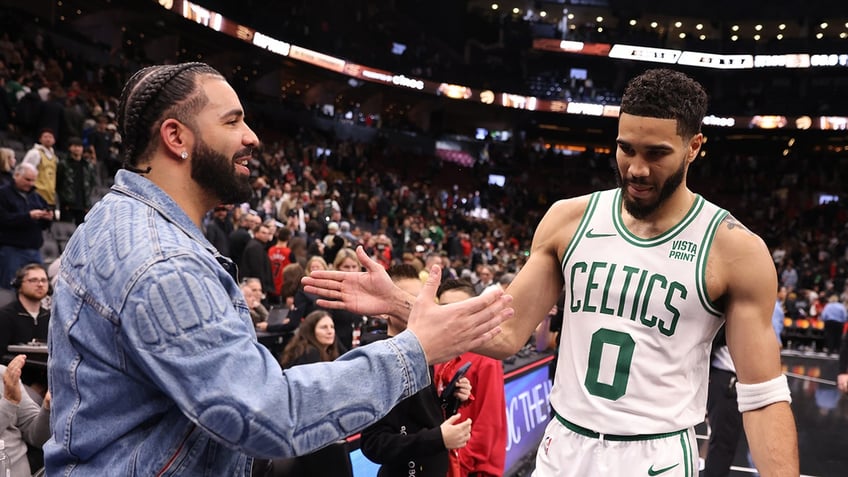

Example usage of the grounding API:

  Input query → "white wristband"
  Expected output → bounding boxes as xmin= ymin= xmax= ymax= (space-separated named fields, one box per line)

xmin=735 ymin=374 xmax=791 ymax=413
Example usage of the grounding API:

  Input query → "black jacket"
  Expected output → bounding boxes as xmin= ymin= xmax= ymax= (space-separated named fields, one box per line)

xmin=0 ymin=297 xmax=50 ymax=353
xmin=361 ymin=334 xmax=448 ymax=477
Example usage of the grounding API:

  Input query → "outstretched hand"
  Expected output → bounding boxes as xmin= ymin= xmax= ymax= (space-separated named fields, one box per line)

xmin=302 ymin=246 xmax=410 ymax=319
xmin=408 ymin=263 xmax=513 ymax=364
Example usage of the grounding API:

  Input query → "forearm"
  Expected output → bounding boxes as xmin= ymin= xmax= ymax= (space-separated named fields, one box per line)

xmin=742 ymin=401 xmax=798 ymax=477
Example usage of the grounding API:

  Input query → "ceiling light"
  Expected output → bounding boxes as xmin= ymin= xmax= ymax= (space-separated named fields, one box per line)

xmin=779 ymin=24 xmax=786 ymax=30
xmin=674 ymin=21 xmax=682 ymax=28
xmin=491 ymin=3 xmax=498 ymax=10
xmin=699 ymin=34 xmax=706 ymax=40
xmin=754 ymin=34 xmax=761 ymax=40
xmin=755 ymin=24 xmax=763 ymax=31
xmin=629 ymin=19 xmax=637 ymax=26
xmin=596 ymin=16 xmax=603 ymax=23
xmin=777 ymin=33 xmax=783 ymax=40
xmin=679 ymin=33 xmax=686 ymax=39
xmin=696 ymin=24 xmax=703 ymax=30
xmin=731 ymin=25 xmax=739 ymax=31
xmin=650 ymin=21 xmax=658 ymax=29
xmin=820 ymin=22 xmax=828 ymax=29
xmin=731 ymin=35 xmax=738 ymax=41
xmin=816 ymin=32 xmax=824 ymax=39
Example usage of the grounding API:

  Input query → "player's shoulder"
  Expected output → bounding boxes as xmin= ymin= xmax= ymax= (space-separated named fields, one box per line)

xmin=710 ymin=213 xmax=772 ymax=268
xmin=545 ymin=193 xmax=595 ymax=224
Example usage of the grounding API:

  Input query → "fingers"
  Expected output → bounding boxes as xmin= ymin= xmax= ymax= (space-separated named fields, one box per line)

xmin=314 ymin=298 xmax=349 ymax=310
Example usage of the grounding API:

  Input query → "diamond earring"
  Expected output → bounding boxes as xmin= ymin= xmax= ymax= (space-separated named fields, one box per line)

xmin=180 ymin=151 xmax=188 ymax=160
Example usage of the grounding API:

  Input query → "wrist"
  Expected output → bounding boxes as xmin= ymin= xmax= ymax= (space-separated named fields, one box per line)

xmin=388 ymin=288 xmax=415 ymax=321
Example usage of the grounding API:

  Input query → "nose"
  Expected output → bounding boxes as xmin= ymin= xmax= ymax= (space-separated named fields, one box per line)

xmin=627 ymin=156 xmax=650 ymax=178
xmin=242 ymin=123 xmax=260 ymax=148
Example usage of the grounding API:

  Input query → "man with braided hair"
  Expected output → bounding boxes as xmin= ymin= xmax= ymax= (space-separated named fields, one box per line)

xmin=304 ymin=69 xmax=798 ymax=476
xmin=46 ymin=62 xmax=514 ymax=475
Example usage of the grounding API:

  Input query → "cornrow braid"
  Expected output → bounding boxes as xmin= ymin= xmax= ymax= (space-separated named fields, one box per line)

xmin=117 ymin=62 xmax=223 ymax=168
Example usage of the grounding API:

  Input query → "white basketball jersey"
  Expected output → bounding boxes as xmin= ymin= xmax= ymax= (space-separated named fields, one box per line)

xmin=550 ymin=188 xmax=727 ymax=434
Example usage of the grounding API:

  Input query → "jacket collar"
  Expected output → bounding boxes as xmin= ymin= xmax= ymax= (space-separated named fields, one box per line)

xmin=110 ymin=170 xmax=220 ymax=257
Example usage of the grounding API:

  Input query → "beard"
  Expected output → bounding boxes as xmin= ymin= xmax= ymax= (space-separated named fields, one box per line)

xmin=616 ymin=156 xmax=686 ymax=220
xmin=190 ymin=137 xmax=253 ymax=205
xmin=20 ymin=288 xmax=48 ymax=302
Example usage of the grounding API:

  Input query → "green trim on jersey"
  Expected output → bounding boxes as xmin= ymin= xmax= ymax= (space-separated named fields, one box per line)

xmin=611 ymin=189 xmax=706 ymax=248
xmin=560 ymin=192 xmax=602 ymax=271
xmin=679 ymin=429 xmax=694 ymax=477
xmin=695 ymin=208 xmax=729 ymax=317
xmin=554 ymin=412 xmax=688 ymax=442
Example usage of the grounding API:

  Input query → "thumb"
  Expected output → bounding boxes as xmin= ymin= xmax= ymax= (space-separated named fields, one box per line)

xmin=419 ymin=264 xmax=442 ymax=304
xmin=444 ymin=413 xmax=461 ymax=424
xmin=356 ymin=245 xmax=383 ymax=273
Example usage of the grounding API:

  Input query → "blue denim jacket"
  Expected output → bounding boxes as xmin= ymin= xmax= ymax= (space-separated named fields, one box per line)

xmin=46 ymin=170 xmax=430 ymax=476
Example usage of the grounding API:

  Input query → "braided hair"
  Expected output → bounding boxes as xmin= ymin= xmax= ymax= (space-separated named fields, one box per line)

xmin=117 ymin=62 xmax=223 ymax=169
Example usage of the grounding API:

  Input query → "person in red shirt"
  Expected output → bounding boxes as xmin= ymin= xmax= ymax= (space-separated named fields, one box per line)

xmin=435 ymin=278 xmax=506 ymax=477
xmin=267 ymin=227 xmax=292 ymax=304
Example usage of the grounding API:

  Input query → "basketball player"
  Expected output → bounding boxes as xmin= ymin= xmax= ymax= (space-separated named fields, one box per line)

xmin=303 ymin=69 xmax=798 ymax=476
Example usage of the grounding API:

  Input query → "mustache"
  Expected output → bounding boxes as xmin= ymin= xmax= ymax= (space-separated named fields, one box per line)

xmin=232 ymin=147 xmax=254 ymax=161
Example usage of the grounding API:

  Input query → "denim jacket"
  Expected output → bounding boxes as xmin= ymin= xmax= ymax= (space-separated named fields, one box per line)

xmin=46 ymin=170 xmax=430 ymax=476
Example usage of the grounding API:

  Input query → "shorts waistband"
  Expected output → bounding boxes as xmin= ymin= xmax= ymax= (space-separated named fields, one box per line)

xmin=553 ymin=411 xmax=686 ymax=442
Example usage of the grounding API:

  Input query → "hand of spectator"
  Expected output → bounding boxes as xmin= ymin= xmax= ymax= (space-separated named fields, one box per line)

xmin=302 ymin=245 xmax=404 ymax=317
xmin=441 ymin=413 xmax=472 ymax=450
xmin=407 ymin=264 xmax=512 ymax=364
xmin=30 ymin=209 xmax=52 ymax=220
xmin=255 ymin=321 xmax=268 ymax=331
xmin=43 ymin=391 xmax=51 ymax=410
xmin=454 ymin=377 xmax=471 ymax=402
xmin=838 ymin=373 xmax=848 ymax=394
xmin=2 ymin=354 xmax=25 ymax=405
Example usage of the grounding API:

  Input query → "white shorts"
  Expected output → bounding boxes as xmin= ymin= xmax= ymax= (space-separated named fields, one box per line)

xmin=533 ymin=414 xmax=698 ymax=477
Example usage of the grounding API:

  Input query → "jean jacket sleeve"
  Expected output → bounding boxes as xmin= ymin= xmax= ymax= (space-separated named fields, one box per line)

xmin=121 ymin=255 xmax=430 ymax=458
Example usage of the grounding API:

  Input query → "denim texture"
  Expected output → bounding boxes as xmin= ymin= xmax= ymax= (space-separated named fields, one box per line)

xmin=46 ymin=170 xmax=429 ymax=476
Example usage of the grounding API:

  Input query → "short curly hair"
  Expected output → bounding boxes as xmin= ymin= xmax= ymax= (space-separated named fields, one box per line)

xmin=117 ymin=62 xmax=223 ymax=167
xmin=620 ymin=69 xmax=708 ymax=139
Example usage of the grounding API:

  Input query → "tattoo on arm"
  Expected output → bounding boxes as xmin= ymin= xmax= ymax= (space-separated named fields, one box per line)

xmin=723 ymin=214 xmax=755 ymax=236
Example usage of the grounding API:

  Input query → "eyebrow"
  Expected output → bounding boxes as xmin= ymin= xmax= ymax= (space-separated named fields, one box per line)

xmin=220 ymin=109 xmax=244 ymax=120
xmin=616 ymin=139 xmax=673 ymax=153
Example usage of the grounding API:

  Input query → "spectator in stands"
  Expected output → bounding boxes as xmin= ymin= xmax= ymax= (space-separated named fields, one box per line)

xmin=56 ymin=136 xmax=96 ymax=225
xmin=773 ymin=286 xmax=787 ymax=347
xmin=472 ymin=264 xmax=494 ymax=295
xmin=229 ymin=211 xmax=259 ymax=265
xmin=330 ymin=248 xmax=366 ymax=348
xmin=0 ymin=354 xmax=51 ymax=476
xmin=238 ymin=222 xmax=274 ymax=297
xmin=46 ymin=62 xmax=512 ymax=475
xmin=240 ymin=278 xmax=269 ymax=326
xmin=435 ymin=279 xmax=506 ymax=477
xmin=204 ymin=204 xmax=233 ymax=256
xmin=820 ymin=294 xmax=847 ymax=356
xmin=781 ymin=260 xmax=799 ymax=291
xmin=276 ymin=310 xmax=352 ymax=476
xmin=0 ymin=163 xmax=53 ymax=288
xmin=267 ymin=227 xmax=292 ymax=304
xmin=0 ymin=147 xmax=14 ymax=187
xmin=22 ymin=128 xmax=58 ymax=209
xmin=361 ymin=264 xmax=472 ymax=477
xmin=290 ymin=255 xmax=330 ymax=323
xmin=0 ymin=263 xmax=50 ymax=353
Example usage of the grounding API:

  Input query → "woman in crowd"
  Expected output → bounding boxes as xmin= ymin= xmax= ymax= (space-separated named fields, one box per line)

xmin=275 ymin=310 xmax=352 ymax=476
xmin=330 ymin=248 xmax=365 ymax=348
xmin=289 ymin=256 xmax=329 ymax=323
xmin=0 ymin=147 xmax=14 ymax=187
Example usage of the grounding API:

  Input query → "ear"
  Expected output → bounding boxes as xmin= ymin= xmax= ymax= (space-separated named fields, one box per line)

xmin=687 ymin=133 xmax=704 ymax=162
xmin=158 ymin=118 xmax=193 ymax=160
